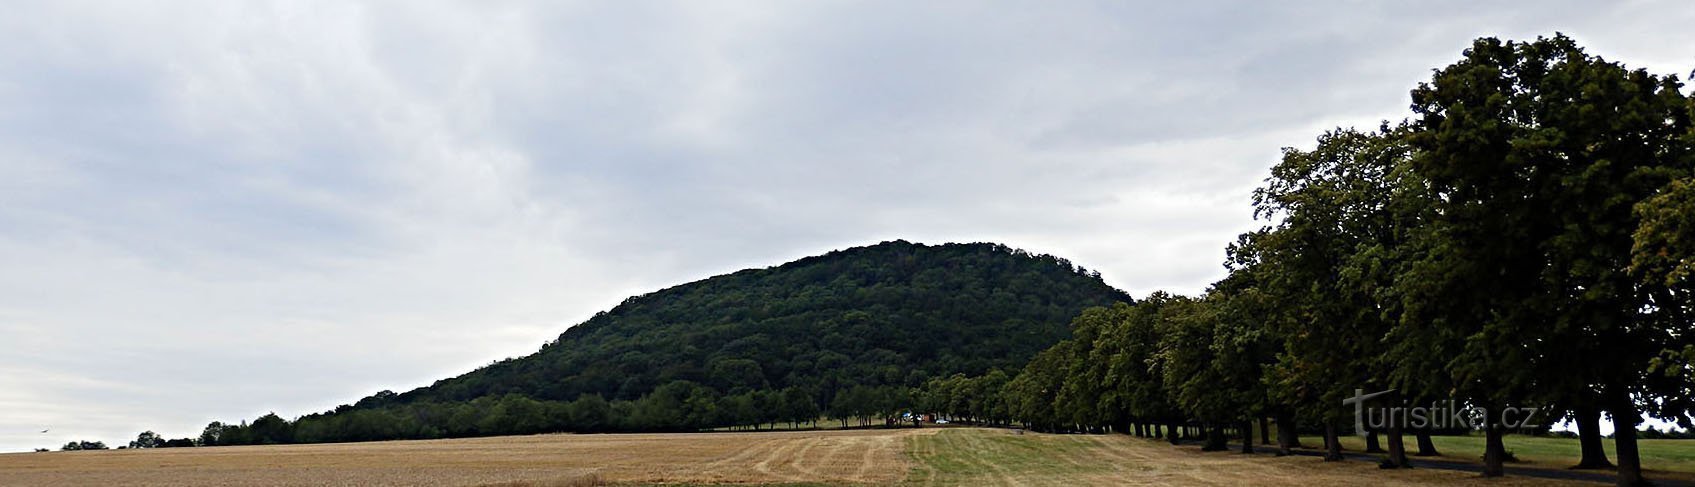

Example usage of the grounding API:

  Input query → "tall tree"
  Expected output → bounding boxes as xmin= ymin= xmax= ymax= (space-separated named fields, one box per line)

xmin=1251 ymin=128 xmax=1411 ymax=463
xmin=1405 ymin=34 xmax=1693 ymax=484
xmin=1002 ymin=342 xmax=1073 ymax=432
xmin=1155 ymin=295 xmax=1234 ymax=451
xmin=1208 ymin=269 xmax=1281 ymax=455
xmin=128 ymin=431 xmax=163 ymax=449
xmin=1056 ymin=307 xmax=1120 ymax=433
xmin=1101 ymin=296 xmax=1185 ymax=444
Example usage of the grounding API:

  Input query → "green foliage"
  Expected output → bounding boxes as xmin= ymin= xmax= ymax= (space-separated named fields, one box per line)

xmin=1404 ymin=34 xmax=1693 ymax=415
xmin=127 ymin=431 xmax=163 ymax=449
xmin=921 ymin=371 xmax=1010 ymax=426
xmin=1246 ymin=127 xmax=1414 ymax=424
xmin=207 ymin=241 xmax=1126 ymax=444
xmin=985 ymin=291 xmax=1274 ymax=434
xmin=411 ymin=240 xmax=1122 ymax=407
xmin=1635 ymin=178 xmax=1695 ymax=291
xmin=1156 ymin=290 xmax=1272 ymax=427
xmin=197 ymin=421 xmax=224 ymax=446
xmin=1637 ymin=179 xmax=1695 ymax=426
xmin=1100 ymin=297 xmax=1180 ymax=425
xmin=59 ymin=441 xmax=106 ymax=451
xmin=1001 ymin=343 xmax=1069 ymax=430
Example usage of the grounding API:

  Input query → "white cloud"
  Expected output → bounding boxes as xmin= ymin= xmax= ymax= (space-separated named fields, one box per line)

xmin=1 ymin=0 xmax=1691 ymax=451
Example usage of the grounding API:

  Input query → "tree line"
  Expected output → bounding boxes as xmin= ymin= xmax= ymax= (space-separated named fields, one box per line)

xmin=195 ymin=385 xmax=910 ymax=446
xmin=940 ymin=34 xmax=1694 ymax=487
xmin=51 ymin=431 xmax=195 ymax=451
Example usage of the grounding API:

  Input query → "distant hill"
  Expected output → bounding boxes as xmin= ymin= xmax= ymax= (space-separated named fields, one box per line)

xmin=206 ymin=240 xmax=1130 ymax=444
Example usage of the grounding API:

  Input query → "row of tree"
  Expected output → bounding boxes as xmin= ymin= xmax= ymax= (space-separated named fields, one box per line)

xmin=943 ymin=35 xmax=1694 ymax=486
xmin=57 ymin=440 xmax=108 ymax=451
xmin=195 ymin=384 xmax=926 ymax=446
xmin=51 ymin=431 xmax=195 ymax=451
xmin=125 ymin=430 xmax=195 ymax=449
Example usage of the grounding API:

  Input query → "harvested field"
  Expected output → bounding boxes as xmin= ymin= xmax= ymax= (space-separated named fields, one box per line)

xmin=0 ymin=428 xmax=928 ymax=486
xmin=0 ymin=427 xmax=1620 ymax=486
xmin=904 ymin=428 xmax=1603 ymax=487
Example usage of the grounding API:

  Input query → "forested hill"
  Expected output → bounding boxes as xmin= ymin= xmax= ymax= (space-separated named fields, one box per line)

xmin=198 ymin=241 xmax=1129 ymax=444
xmin=393 ymin=240 xmax=1129 ymax=406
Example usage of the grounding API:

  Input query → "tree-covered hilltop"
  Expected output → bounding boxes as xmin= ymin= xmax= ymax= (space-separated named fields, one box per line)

xmin=403 ymin=240 xmax=1129 ymax=405
xmin=202 ymin=240 xmax=1130 ymax=444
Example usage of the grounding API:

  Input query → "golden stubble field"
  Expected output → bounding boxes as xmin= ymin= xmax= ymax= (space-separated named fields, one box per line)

xmin=0 ymin=427 xmax=1604 ymax=486
xmin=0 ymin=428 xmax=920 ymax=486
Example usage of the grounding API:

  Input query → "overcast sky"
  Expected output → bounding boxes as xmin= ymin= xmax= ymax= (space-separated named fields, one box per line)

xmin=1 ymin=1 xmax=1691 ymax=452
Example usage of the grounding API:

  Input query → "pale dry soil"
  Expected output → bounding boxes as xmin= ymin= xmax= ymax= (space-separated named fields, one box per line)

xmin=0 ymin=427 xmax=1608 ymax=486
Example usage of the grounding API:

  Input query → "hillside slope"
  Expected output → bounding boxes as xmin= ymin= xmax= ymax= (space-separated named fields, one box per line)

xmin=398 ymin=240 xmax=1126 ymax=403
xmin=209 ymin=240 xmax=1129 ymax=443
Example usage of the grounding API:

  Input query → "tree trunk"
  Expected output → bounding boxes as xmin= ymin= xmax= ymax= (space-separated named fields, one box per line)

xmin=1365 ymin=431 xmax=1385 ymax=453
xmin=1482 ymin=407 xmax=1505 ymax=477
xmin=1323 ymin=422 xmax=1343 ymax=461
xmin=1166 ymin=420 xmax=1180 ymax=445
xmin=1259 ymin=418 xmax=1271 ymax=445
xmin=1611 ymin=391 xmax=1645 ymax=486
xmin=1415 ymin=429 xmax=1439 ymax=456
xmin=1241 ymin=420 xmax=1255 ymax=454
xmin=1385 ymin=421 xmax=1408 ymax=468
xmin=1275 ymin=412 xmax=1299 ymax=456
xmin=1202 ymin=425 xmax=1228 ymax=451
xmin=1573 ymin=405 xmax=1614 ymax=469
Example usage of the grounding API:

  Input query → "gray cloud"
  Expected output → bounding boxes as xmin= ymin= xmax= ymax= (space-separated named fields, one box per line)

xmin=1 ymin=0 xmax=1691 ymax=451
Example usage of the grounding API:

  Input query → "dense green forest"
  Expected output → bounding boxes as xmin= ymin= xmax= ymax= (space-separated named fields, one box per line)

xmin=196 ymin=241 xmax=1129 ymax=444
xmin=924 ymin=35 xmax=1695 ymax=487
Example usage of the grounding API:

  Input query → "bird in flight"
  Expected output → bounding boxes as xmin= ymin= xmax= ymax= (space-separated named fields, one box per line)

xmin=40 ymin=429 xmax=49 ymax=434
